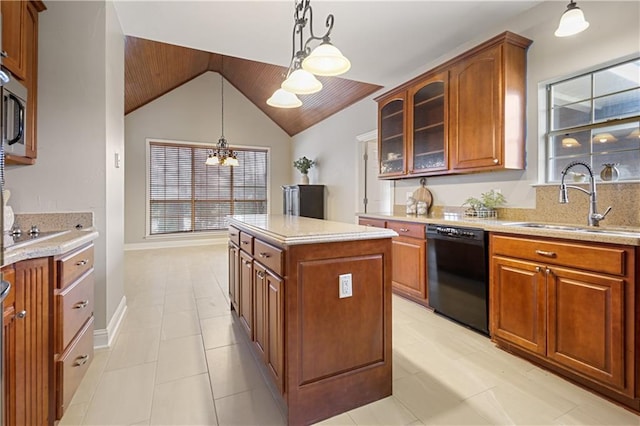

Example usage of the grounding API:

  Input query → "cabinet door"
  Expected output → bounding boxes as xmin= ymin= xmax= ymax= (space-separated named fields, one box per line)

xmin=408 ymin=72 xmax=448 ymax=175
xmin=24 ymin=1 xmax=39 ymax=159
xmin=239 ymin=251 xmax=253 ymax=339
xmin=378 ymin=94 xmax=407 ymax=177
xmin=547 ymin=266 xmax=625 ymax=390
xmin=265 ymin=270 xmax=284 ymax=394
xmin=391 ymin=235 xmax=427 ymax=302
xmin=1 ymin=1 xmax=27 ymax=80
xmin=3 ymin=266 xmax=16 ymax=426
xmin=13 ymin=257 xmax=51 ymax=426
xmin=253 ymin=263 xmax=267 ymax=360
xmin=228 ymin=243 xmax=240 ymax=312
xmin=449 ymin=44 xmax=503 ymax=171
xmin=490 ymin=256 xmax=546 ymax=355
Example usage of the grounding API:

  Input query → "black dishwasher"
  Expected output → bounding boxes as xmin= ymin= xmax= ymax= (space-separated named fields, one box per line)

xmin=427 ymin=224 xmax=489 ymax=335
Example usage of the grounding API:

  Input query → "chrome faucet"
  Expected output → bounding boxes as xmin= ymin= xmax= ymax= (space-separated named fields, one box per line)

xmin=559 ymin=161 xmax=612 ymax=227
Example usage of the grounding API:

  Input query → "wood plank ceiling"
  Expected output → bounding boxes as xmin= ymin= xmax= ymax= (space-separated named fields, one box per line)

xmin=124 ymin=37 xmax=383 ymax=136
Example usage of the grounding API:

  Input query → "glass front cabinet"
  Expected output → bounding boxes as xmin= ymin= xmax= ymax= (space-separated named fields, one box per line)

xmin=378 ymin=94 xmax=407 ymax=177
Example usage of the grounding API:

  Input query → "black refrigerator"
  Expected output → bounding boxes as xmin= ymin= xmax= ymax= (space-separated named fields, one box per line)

xmin=282 ymin=185 xmax=325 ymax=220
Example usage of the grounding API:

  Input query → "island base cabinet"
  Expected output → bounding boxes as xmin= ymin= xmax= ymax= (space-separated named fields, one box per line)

xmin=228 ymin=243 xmax=240 ymax=312
xmin=490 ymin=234 xmax=638 ymax=412
xmin=239 ymin=251 xmax=253 ymax=338
xmin=265 ymin=271 xmax=284 ymax=394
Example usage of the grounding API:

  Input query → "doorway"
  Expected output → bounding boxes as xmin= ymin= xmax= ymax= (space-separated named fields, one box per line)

xmin=356 ymin=132 xmax=393 ymax=216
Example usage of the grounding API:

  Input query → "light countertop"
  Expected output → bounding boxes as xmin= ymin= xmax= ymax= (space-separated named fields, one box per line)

xmin=3 ymin=228 xmax=99 ymax=266
xmin=358 ymin=212 xmax=640 ymax=246
xmin=228 ymin=214 xmax=397 ymax=246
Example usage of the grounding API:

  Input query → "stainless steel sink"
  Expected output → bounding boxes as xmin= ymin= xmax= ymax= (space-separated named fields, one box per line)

xmin=503 ymin=222 xmax=640 ymax=237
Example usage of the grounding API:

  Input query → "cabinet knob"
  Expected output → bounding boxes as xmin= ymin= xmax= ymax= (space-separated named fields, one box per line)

xmin=74 ymin=354 xmax=89 ymax=367
xmin=16 ymin=310 xmax=27 ymax=319
xmin=493 ymin=158 xmax=499 ymax=164
xmin=535 ymin=266 xmax=542 ymax=273
xmin=256 ymin=271 xmax=265 ymax=279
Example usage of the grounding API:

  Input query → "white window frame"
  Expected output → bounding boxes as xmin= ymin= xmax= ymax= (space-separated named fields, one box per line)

xmin=538 ymin=54 xmax=640 ymax=184
xmin=144 ymin=138 xmax=271 ymax=239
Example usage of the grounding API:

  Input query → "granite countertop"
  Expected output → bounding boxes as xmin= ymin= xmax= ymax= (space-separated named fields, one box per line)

xmin=229 ymin=214 xmax=397 ymax=246
xmin=358 ymin=212 xmax=640 ymax=246
xmin=3 ymin=228 xmax=99 ymax=266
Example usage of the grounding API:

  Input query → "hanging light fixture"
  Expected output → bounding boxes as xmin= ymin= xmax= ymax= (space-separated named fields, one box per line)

xmin=206 ymin=73 xmax=239 ymax=166
xmin=561 ymin=135 xmax=581 ymax=148
xmin=554 ymin=0 xmax=589 ymax=37
xmin=267 ymin=0 xmax=351 ymax=108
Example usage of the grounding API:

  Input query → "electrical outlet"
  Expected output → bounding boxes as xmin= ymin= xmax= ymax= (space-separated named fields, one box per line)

xmin=339 ymin=273 xmax=352 ymax=298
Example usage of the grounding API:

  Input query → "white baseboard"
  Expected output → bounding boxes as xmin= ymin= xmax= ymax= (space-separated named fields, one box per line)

xmin=124 ymin=237 xmax=227 ymax=251
xmin=94 ymin=295 xmax=127 ymax=349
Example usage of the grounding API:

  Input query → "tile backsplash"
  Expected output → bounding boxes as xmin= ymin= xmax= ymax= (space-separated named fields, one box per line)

xmin=13 ymin=212 xmax=94 ymax=233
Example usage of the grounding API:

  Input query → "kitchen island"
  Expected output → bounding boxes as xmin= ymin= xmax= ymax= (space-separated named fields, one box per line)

xmin=227 ymin=214 xmax=396 ymax=425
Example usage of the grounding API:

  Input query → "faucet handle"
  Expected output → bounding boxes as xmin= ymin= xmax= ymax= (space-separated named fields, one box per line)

xmin=592 ymin=206 xmax=612 ymax=223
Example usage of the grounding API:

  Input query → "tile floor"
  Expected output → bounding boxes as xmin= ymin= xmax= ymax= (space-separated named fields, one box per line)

xmin=60 ymin=244 xmax=640 ymax=425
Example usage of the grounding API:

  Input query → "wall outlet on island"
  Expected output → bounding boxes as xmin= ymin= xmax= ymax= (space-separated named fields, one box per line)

xmin=339 ymin=273 xmax=353 ymax=298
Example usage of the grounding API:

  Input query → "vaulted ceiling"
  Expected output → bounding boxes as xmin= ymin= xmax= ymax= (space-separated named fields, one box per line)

xmin=124 ymin=37 xmax=382 ymax=136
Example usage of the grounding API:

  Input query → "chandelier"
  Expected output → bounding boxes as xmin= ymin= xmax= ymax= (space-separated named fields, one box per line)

xmin=206 ymin=73 xmax=239 ymax=166
xmin=267 ymin=0 xmax=351 ymax=108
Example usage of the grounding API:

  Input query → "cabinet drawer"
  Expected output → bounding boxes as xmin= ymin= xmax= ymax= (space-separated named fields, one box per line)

xmin=229 ymin=226 xmax=241 ymax=246
xmin=359 ymin=218 xmax=386 ymax=228
xmin=57 ymin=244 xmax=94 ymax=289
xmin=386 ymin=221 xmax=426 ymax=240
xmin=56 ymin=316 xmax=94 ymax=420
xmin=239 ymin=232 xmax=254 ymax=255
xmin=491 ymin=234 xmax=627 ymax=276
xmin=254 ymin=239 xmax=283 ymax=276
xmin=56 ymin=270 xmax=94 ymax=352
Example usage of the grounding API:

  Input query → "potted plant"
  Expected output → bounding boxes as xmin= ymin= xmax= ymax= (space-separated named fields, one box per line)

xmin=293 ymin=156 xmax=316 ymax=184
xmin=463 ymin=189 xmax=507 ymax=218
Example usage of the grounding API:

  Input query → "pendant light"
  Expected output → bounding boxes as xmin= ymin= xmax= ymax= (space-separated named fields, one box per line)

xmin=267 ymin=0 xmax=350 ymax=108
xmin=554 ymin=0 xmax=589 ymax=37
xmin=206 ymin=73 xmax=238 ymax=166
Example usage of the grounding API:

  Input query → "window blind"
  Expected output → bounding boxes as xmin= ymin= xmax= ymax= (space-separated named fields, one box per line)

xmin=149 ymin=141 xmax=268 ymax=235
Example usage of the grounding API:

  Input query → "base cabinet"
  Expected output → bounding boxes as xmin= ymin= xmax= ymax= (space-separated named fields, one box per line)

xmin=490 ymin=233 xmax=638 ymax=411
xmin=228 ymin=242 xmax=240 ymax=312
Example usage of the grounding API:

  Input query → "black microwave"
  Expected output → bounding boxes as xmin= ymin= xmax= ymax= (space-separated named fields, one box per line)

xmin=2 ymin=78 xmax=27 ymax=157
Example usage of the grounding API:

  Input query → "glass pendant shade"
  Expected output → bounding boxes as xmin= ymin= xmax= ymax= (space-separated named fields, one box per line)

xmin=593 ymin=133 xmax=617 ymax=143
xmin=554 ymin=2 xmax=589 ymax=37
xmin=225 ymin=155 xmax=239 ymax=167
xmin=267 ymin=88 xmax=303 ymax=108
xmin=281 ymin=69 xmax=323 ymax=95
xmin=302 ymin=43 xmax=351 ymax=76
xmin=206 ymin=153 xmax=220 ymax=165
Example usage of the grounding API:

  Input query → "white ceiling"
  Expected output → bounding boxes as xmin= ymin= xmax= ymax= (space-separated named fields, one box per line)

xmin=113 ymin=1 xmax=543 ymax=87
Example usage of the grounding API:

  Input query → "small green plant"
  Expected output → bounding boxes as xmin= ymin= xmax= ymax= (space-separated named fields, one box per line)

xmin=463 ymin=189 xmax=507 ymax=210
xmin=293 ymin=156 xmax=316 ymax=174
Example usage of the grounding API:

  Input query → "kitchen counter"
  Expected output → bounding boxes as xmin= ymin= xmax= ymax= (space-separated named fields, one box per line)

xmin=3 ymin=228 xmax=99 ymax=266
xmin=228 ymin=214 xmax=397 ymax=245
xmin=358 ymin=212 xmax=640 ymax=246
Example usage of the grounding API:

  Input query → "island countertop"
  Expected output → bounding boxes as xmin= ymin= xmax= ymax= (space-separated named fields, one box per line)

xmin=228 ymin=214 xmax=397 ymax=246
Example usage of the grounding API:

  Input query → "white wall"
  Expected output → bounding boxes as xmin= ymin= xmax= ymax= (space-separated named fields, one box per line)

xmin=5 ymin=1 xmax=125 ymax=331
xmin=124 ymin=72 xmax=291 ymax=246
xmin=293 ymin=1 xmax=640 ymax=219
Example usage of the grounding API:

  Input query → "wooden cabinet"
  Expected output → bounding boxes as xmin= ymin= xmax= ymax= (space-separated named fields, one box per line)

xmin=2 ymin=265 xmax=17 ymax=426
xmin=53 ymin=243 xmax=95 ymax=420
xmin=360 ymin=218 xmax=428 ymax=306
xmin=1 ymin=0 xmax=46 ymax=165
xmin=490 ymin=233 xmax=638 ymax=411
xmin=252 ymin=263 xmax=267 ymax=359
xmin=228 ymin=242 xmax=240 ymax=312
xmin=265 ymin=269 xmax=284 ymax=394
xmin=238 ymin=250 xmax=253 ymax=338
xmin=11 ymin=257 xmax=52 ymax=426
xmin=375 ymin=31 xmax=531 ymax=179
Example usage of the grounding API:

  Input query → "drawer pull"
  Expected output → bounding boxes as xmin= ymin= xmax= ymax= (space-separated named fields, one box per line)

xmin=535 ymin=250 xmax=556 ymax=258
xmin=74 ymin=354 xmax=89 ymax=367
xmin=399 ymin=228 xmax=409 ymax=232
xmin=73 ymin=300 xmax=90 ymax=309
xmin=16 ymin=310 xmax=27 ymax=319
xmin=241 ymin=241 xmax=250 ymax=245
xmin=256 ymin=271 xmax=265 ymax=279
xmin=242 ymin=259 xmax=251 ymax=266
xmin=230 ymin=233 xmax=238 ymax=237
xmin=258 ymin=252 xmax=271 ymax=259
xmin=76 ymin=259 xmax=89 ymax=266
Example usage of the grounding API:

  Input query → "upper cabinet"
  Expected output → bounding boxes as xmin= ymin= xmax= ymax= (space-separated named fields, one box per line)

xmin=1 ymin=0 xmax=46 ymax=165
xmin=375 ymin=31 xmax=532 ymax=179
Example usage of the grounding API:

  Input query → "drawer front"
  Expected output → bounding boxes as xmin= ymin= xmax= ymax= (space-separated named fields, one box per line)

xmin=229 ymin=226 xmax=241 ymax=246
xmin=359 ymin=217 xmax=386 ymax=228
xmin=57 ymin=316 xmax=94 ymax=420
xmin=491 ymin=234 xmax=627 ymax=276
xmin=386 ymin=220 xmax=426 ymax=240
xmin=254 ymin=239 xmax=284 ymax=276
xmin=239 ymin=232 xmax=254 ymax=255
xmin=56 ymin=270 xmax=94 ymax=352
xmin=58 ymin=244 xmax=94 ymax=289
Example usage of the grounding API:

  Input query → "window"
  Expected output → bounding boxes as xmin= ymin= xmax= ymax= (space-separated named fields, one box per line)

xmin=546 ymin=58 xmax=640 ymax=182
xmin=148 ymin=140 xmax=268 ymax=235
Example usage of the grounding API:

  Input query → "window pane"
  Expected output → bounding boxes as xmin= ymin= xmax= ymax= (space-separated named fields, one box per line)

xmin=593 ymin=151 xmax=640 ymax=181
xmin=548 ymin=156 xmax=591 ymax=182
xmin=551 ymin=75 xmax=591 ymax=107
xmin=594 ymin=59 xmax=640 ymax=97
xmin=548 ymin=129 xmax=591 ymax=158
xmin=594 ymin=88 xmax=640 ymax=122
xmin=551 ymin=101 xmax=591 ymax=130
xmin=591 ymin=122 xmax=640 ymax=152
